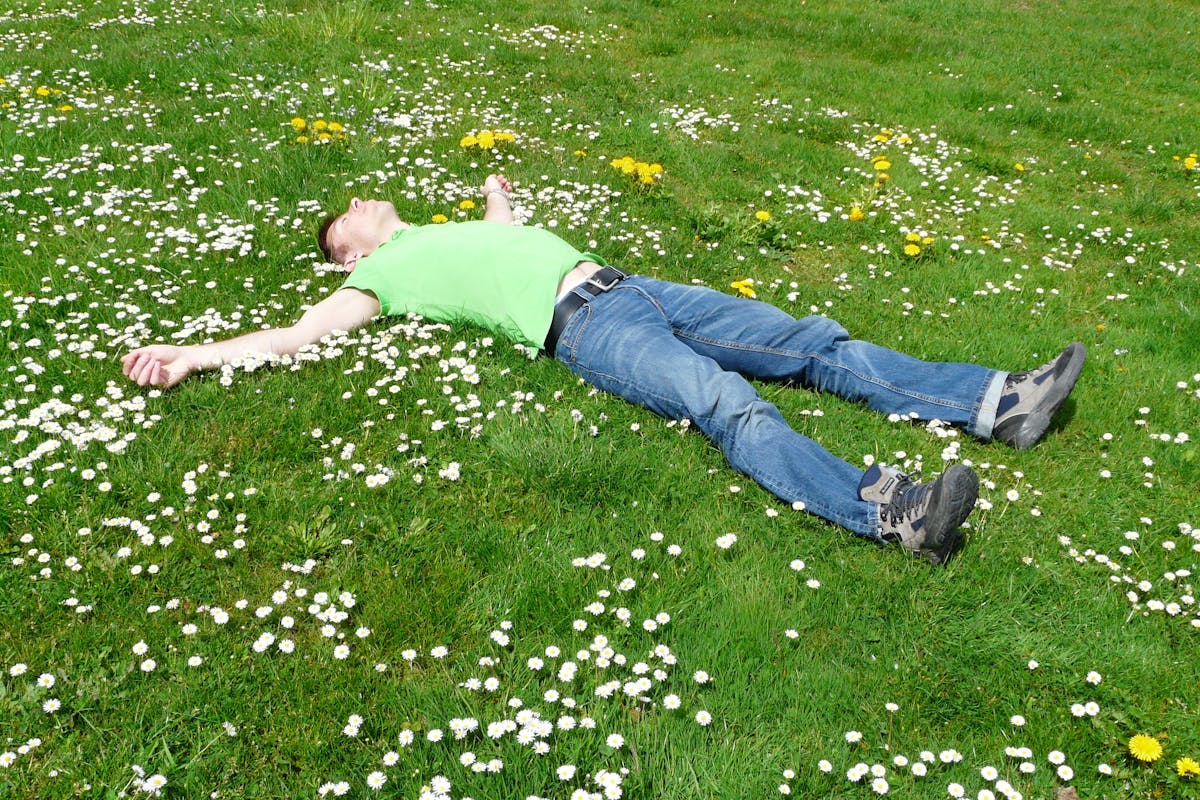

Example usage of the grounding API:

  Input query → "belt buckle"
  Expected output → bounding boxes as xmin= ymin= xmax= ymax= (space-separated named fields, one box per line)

xmin=586 ymin=268 xmax=622 ymax=292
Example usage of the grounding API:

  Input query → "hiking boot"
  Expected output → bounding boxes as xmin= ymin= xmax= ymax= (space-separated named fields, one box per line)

xmin=859 ymin=463 xmax=979 ymax=565
xmin=992 ymin=343 xmax=1086 ymax=450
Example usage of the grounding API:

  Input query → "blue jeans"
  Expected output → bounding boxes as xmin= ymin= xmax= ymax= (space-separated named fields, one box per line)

xmin=552 ymin=276 xmax=1006 ymax=539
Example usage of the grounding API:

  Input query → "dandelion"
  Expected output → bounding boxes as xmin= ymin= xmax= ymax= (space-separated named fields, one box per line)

xmin=1177 ymin=757 xmax=1200 ymax=777
xmin=849 ymin=206 xmax=865 ymax=221
xmin=755 ymin=210 xmax=772 ymax=222
xmin=1129 ymin=734 xmax=1163 ymax=762
xmin=431 ymin=214 xmax=449 ymax=224
xmin=730 ymin=279 xmax=757 ymax=299
xmin=904 ymin=243 xmax=921 ymax=257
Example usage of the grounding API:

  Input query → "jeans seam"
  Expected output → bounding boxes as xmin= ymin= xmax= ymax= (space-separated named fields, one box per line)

xmin=673 ymin=330 xmax=977 ymax=413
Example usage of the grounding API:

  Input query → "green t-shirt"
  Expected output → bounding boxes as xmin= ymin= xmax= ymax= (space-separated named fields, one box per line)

xmin=339 ymin=221 xmax=606 ymax=348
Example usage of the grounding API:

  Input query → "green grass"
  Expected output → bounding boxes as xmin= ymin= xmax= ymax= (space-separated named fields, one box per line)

xmin=2 ymin=0 xmax=1199 ymax=797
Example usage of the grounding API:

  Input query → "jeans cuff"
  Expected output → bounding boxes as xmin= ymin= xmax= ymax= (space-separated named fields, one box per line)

xmin=972 ymin=370 xmax=1008 ymax=440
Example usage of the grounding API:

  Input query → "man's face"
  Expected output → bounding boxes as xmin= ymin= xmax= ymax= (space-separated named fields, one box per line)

xmin=327 ymin=198 xmax=402 ymax=268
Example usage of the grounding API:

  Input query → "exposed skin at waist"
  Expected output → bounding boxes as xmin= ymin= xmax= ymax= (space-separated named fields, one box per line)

xmin=555 ymin=260 xmax=607 ymax=300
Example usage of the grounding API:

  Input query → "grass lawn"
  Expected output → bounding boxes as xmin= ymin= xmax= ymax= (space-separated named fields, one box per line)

xmin=2 ymin=0 xmax=1199 ymax=797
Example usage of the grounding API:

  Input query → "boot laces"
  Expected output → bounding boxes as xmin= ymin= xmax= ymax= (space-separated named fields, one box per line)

xmin=882 ymin=479 xmax=930 ymax=526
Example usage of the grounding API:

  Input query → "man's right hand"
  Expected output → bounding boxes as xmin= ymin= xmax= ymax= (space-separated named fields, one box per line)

xmin=121 ymin=345 xmax=198 ymax=389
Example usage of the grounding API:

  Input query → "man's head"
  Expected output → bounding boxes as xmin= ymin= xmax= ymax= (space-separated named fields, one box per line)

xmin=317 ymin=197 xmax=405 ymax=271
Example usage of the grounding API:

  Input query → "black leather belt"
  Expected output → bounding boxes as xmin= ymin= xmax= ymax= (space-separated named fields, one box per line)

xmin=543 ymin=265 xmax=628 ymax=354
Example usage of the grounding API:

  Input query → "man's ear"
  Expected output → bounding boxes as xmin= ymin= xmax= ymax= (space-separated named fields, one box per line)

xmin=343 ymin=257 xmax=358 ymax=273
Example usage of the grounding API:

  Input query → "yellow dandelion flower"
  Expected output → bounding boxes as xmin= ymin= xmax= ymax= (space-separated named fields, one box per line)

xmin=496 ymin=131 xmax=516 ymax=143
xmin=1178 ymin=757 xmax=1200 ymax=778
xmin=290 ymin=116 xmax=306 ymax=132
xmin=875 ymin=173 xmax=890 ymax=185
xmin=477 ymin=130 xmax=496 ymax=149
xmin=848 ymin=206 xmax=865 ymax=222
xmin=295 ymin=135 xmax=310 ymax=143
xmin=431 ymin=213 xmax=449 ymax=224
xmin=872 ymin=158 xmax=892 ymax=171
xmin=1184 ymin=156 xmax=1198 ymax=171
xmin=1014 ymin=162 xmax=1025 ymax=172
xmin=1129 ymin=735 xmax=1163 ymax=763
xmin=648 ymin=163 xmax=663 ymax=175
xmin=459 ymin=199 xmax=475 ymax=210
xmin=35 ymin=86 xmax=51 ymax=97
xmin=312 ymin=119 xmax=328 ymax=132
xmin=730 ymin=279 xmax=757 ymax=299
xmin=1096 ymin=323 xmax=1106 ymax=332
xmin=639 ymin=175 xmax=656 ymax=185
xmin=905 ymin=232 xmax=921 ymax=242
xmin=874 ymin=129 xmax=893 ymax=142
xmin=896 ymin=134 xmax=912 ymax=145
xmin=755 ymin=210 xmax=771 ymax=222
xmin=56 ymin=104 xmax=73 ymax=112
xmin=904 ymin=244 xmax=922 ymax=257
xmin=328 ymin=121 xmax=344 ymax=133
xmin=574 ymin=149 xmax=587 ymax=157
xmin=317 ymin=132 xmax=332 ymax=141
xmin=460 ymin=134 xmax=478 ymax=148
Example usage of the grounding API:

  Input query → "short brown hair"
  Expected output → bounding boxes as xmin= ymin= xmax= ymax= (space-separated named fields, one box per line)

xmin=316 ymin=213 xmax=339 ymax=263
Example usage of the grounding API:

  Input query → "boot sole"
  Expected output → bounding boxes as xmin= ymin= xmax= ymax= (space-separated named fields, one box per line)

xmin=920 ymin=465 xmax=979 ymax=565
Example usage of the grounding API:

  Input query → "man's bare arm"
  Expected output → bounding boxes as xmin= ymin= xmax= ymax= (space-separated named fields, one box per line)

xmin=482 ymin=173 xmax=514 ymax=224
xmin=121 ymin=287 xmax=381 ymax=388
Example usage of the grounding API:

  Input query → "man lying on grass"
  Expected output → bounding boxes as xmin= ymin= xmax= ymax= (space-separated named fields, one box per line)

xmin=121 ymin=173 xmax=1085 ymax=565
